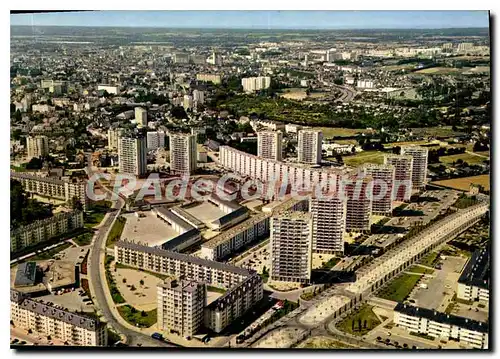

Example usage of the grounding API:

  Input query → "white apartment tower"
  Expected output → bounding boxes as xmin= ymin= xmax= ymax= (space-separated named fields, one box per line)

xmin=298 ymin=129 xmax=323 ymax=165
xmin=310 ymin=196 xmax=346 ymax=255
xmin=119 ymin=134 xmax=147 ymax=176
xmin=384 ymin=154 xmax=413 ymax=202
xmin=401 ymin=146 xmax=429 ymax=191
xmin=26 ymin=135 xmax=49 ymax=159
xmin=157 ymin=278 xmax=206 ymax=337
xmin=343 ymin=176 xmax=373 ymax=233
xmin=107 ymin=128 xmax=125 ymax=151
xmin=270 ymin=212 xmax=313 ymax=283
xmin=257 ymin=131 xmax=283 ymax=161
xmin=146 ymin=131 xmax=166 ymax=151
xmin=361 ymin=163 xmax=396 ymax=215
xmin=135 ymin=107 xmax=147 ymax=128
xmin=241 ymin=76 xmax=271 ymax=93
xmin=183 ymin=95 xmax=193 ymax=110
xmin=192 ymin=90 xmax=204 ymax=106
xmin=169 ymin=133 xmax=197 ymax=175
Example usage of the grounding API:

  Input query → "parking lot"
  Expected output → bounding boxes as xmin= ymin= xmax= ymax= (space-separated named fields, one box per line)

xmin=37 ymin=290 xmax=94 ymax=313
xmin=409 ymin=255 xmax=467 ymax=310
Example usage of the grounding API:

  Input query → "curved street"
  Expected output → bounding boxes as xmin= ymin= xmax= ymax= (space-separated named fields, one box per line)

xmin=86 ymin=164 xmax=177 ymax=347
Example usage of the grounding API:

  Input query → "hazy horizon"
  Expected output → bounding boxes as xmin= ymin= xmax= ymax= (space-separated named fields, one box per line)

xmin=10 ymin=10 xmax=489 ymax=30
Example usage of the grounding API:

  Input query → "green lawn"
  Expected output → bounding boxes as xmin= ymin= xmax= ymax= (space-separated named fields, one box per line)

xmin=206 ymin=285 xmax=227 ymax=294
xmin=322 ymin=257 xmax=341 ymax=270
xmin=106 ymin=217 xmax=127 ymax=248
xmin=419 ymin=252 xmax=439 ymax=267
xmin=26 ymin=242 xmax=73 ymax=261
xmin=84 ymin=211 xmax=106 ymax=229
xmin=336 ymin=305 xmax=382 ymax=336
xmin=440 ymin=153 xmax=487 ymax=165
xmin=377 ymin=274 xmax=422 ymax=302
xmin=117 ymin=305 xmax=157 ymax=328
xmin=343 ymin=151 xmax=386 ymax=166
xmin=105 ymin=255 xmax=125 ymax=304
xmin=316 ymin=127 xmax=369 ymax=138
xmin=406 ymin=265 xmax=434 ymax=275
xmin=73 ymin=232 xmax=93 ymax=246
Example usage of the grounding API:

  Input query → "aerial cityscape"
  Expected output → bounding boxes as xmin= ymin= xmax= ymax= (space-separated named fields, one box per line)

xmin=10 ymin=10 xmax=490 ymax=350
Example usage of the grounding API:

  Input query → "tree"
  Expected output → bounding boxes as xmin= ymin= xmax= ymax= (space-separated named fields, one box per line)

xmin=123 ymin=278 xmax=127 ymax=283
xmin=141 ymin=310 xmax=147 ymax=317
xmin=47 ymin=335 xmax=52 ymax=341
xmin=139 ymin=279 xmax=144 ymax=286
xmin=376 ymin=336 xmax=382 ymax=342
xmin=71 ymin=196 xmax=83 ymax=211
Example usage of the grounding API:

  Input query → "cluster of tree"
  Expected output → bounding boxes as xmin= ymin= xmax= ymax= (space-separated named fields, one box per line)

xmin=170 ymin=106 xmax=188 ymax=120
xmin=134 ymin=92 xmax=169 ymax=105
xmin=473 ymin=140 xmax=489 ymax=152
xmin=427 ymin=146 xmax=466 ymax=163
xmin=10 ymin=179 xmax=53 ymax=229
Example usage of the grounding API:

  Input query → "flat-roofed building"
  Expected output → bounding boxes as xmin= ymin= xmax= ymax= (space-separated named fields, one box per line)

xmin=114 ymin=241 xmax=263 ymax=333
xmin=157 ymin=278 xmax=206 ymax=337
xmin=298 ymin=129 xmax=323 ymax=165
xmin=384 ymin=154 xmax=413 ymax=202
xmin=26 ymin=135 xmax=49 ymax=159
xmin=310 ymin=195 xmax=346 ymax=255
xmin=343 ymin=175 xmax=372 ymax=232
xmin=119 ymin=134 xmax=147 ymax=176
xmin=10 ymin=210 xmax=84 ymax=253
xmin=169 ymin=133 xmax=197 ymax=175
xmin=457 ymin=247 xmax=490 ymax=303
xmin=401 ymin=146 xmax=428 ymax=191
xmin=135 ymin=107 xmax=148 ymax=128
xmin=394 ymin=303 xmax=488 ymax=349
xmin=10 ymin=290 xmax=108 ymax=346
xmin=257 ymin=131 xmax=283 ymax=161
xmin=361 ymin=163 xmax=395 ymax=215
xmin=196 ymin=74 xmax=221 ymax=84
xmin=270 ymin=211 xmax=312 ymax=283
xmin=11 ymin=173 xmax=90 ymax=211
xmin=146 ymin=130 xmax=166 ymax=151
xmin=107 ymin=128 xmax=125 ymax=151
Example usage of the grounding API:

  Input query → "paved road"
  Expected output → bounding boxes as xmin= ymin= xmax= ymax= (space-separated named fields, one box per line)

xmin=86 ymin=164 xmax=176 ymax=348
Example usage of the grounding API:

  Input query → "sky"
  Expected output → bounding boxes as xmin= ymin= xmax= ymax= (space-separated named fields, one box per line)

xmin=10 ymin=11 xmax=489 ymax=29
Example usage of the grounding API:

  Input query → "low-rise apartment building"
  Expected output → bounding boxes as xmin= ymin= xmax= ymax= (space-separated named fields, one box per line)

xmin=115 ymin=241 xmax=263 ymax=333
xmin=200 ymin=197 xmax=308 ymax=261
xmin=457 ymin=247 xmax=490 ymax=303
xmin=394 ymin=303 xmax=488 ymax=349
xmin=11 ymin=210 xmax=84 ymax=253
xmin=11 ymin=172 xmax=90 ymax=211
xmin=10 ymin=290 xmax=108 ymax=346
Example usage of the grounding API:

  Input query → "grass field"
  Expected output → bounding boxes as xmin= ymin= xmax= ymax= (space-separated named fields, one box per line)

xmin=278 ymin=88 xmax=308 ymax=100
xmin=406 ymin=265 xmax=434 ymax=275
xmin=410 ymin=126 xmax=465 ymax=137
xmin=117 ymin=305 xmax=157 ymax=328
xmin=106 ymin=216 xmax=127 ymax=248
xmin=343 ymin=151 xmax=385 ymax=166
xmin=377 ymin=273 xmax=422 ymax=302
xmin=439 ymin=153 xmax=488 ymax=165
xmin=432 ymin=175 xmax=490 ymax=191
xmin=336 ymin=305 xmax=382 ymax=336
xmin=27 ymin=242 xmax=73 ymax=261
xmin=316 ymin=127 xmax=370 ymax=138
xmin=419 ymin=252 xmax=439 ymax=268
xmin=415 ymin=67 xmax=462 ymax=75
